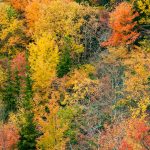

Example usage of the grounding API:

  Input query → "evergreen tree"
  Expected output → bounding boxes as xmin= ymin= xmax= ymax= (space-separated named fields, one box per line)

xmin=57 ymin=37 xmax=72 ymax=78
xmin=13 ymin=69 xmax=21 ymax=104
xmin=18 ymin=51 xmax=39 ymax=150
xmin=3 ymin=58 xmax=16 ymax=120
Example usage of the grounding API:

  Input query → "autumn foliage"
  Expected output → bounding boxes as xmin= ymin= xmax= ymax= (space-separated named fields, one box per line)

xmin=0 ymin=0 xmax=149 ymax=150
xmin=101 ymin=2 xmax=140 ymax=47
xmin=11 ymin=52 xmax=26 ymax=77
xmin=0 ymin=123 xmax=19 ymax=150
xmin=99 ymin=118 xmax=150 ymax=150
xmin=8 ymin=0 xmax=30 ymax=12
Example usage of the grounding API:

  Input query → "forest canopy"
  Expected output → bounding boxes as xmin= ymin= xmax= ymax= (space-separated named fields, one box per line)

xmin=0 ymin=0 xmax=150 ymax=150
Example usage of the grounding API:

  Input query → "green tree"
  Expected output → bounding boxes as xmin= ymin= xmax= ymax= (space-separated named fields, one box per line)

xmin=3 ymin=59 xmax=16 ymax=120
xmin=57 ymin=37 xmax=72 ymax=78
xmin=18 ymin=51 xmax=39 ymax=150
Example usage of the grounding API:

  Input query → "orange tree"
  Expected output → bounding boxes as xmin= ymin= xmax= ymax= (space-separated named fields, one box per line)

xmin=101 ymin=2 xmax=140 ymax=47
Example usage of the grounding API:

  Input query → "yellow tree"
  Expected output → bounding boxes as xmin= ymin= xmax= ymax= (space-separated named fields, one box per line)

xmin=34 ymin=90 xmax=68 ymax=150
xmin=123 ymin=47 xmax=150 ymax=119
xmin=123 ymin=49 xmax=150 ymax=98
xmin=29 ymin=34 xmax=67 ymax=149
xmin=64 ymin=64 xmax=99 ymax=104
xmin=134 ymin=0 xmax=150 ymax=25
xmin=0 ymin=3 xmax=26 ymax=55
xmin=29 ymin=34 xmax=59 ymax=90
xmin=25 ymin=0 xmax=87 ymax=55
xmin=33 ymin=64 xmax=99 ymax=149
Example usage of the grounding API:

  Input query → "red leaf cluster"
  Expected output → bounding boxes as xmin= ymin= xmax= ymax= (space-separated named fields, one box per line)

xmin=11 ymin=52 xmax=26 ymax=77
xmin=99 ymin=118 xmax=150 ymax=150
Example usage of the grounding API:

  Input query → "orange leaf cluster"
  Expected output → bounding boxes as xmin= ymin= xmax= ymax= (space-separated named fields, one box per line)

xmin=0 ymin=124 xmax=19 ymax=150
xmin=101 ymin=2 xmax=140 ymax=47
xmin=8 ymin=0 xmax=30 ymax=12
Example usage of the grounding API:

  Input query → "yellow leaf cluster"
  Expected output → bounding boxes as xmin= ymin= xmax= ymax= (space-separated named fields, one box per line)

xmin=131 ymin=97 xmax=149 ymax=119
xmin=36 ymin=98 xmax=68 ymax=150
xmin=31 ymin=0 xmax=84 ymax=38
xmin=0 ymin=3 xmax=25 ymax=54
xmin=25 ymin=0 xmax=97 ymax=54
xmin=135 ymin=0 xmax=150 ymax=24
xmin=0 ymin=65 xmax=6 ymax=101
xmin=123 ymin=49 xmax=150 ymax=98
xmin=64 ymin=65 xmax=99 ymax=103
xmin=0 ymin=66 xmax=6 ymax=87
xmin=29 ymin=34 xmax=59 ymax=89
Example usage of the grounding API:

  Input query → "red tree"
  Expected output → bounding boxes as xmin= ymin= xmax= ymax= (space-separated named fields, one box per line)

xmin=101 ymin=2 xmax=140 ymax=47
xmin=11 ymin=52 xmax=26 ymax=77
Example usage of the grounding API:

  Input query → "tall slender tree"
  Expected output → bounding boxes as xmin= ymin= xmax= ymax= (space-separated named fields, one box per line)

xmin=18 ymin=50 xmax=39 ymax=150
